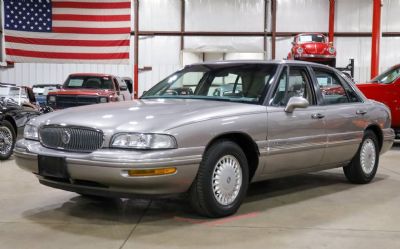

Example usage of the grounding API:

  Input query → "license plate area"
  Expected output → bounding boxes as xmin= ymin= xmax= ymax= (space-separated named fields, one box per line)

xmin=38 ymin=155 xmax=69 ymax=179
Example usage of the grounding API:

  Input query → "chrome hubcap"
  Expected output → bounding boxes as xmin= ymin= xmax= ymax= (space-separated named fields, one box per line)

xmin=212 ymin=155 xmax=242 ymax=206
xmin=0 ymin=126 xmax=13 ymax=156
xmin=360 ymin=138 xmax=376 ymax=175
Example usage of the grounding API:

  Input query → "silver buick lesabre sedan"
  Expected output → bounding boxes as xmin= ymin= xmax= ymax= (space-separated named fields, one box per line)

xmin=15 ymin=60 xmax=395 ymax=217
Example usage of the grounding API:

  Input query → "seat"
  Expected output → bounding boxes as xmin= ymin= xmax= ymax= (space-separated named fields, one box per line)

xmin=84 ymin=79 xmax=100 ymax=89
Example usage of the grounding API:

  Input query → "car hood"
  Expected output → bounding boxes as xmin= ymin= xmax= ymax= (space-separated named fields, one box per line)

xmin=31 ymin=98 xmax=266 ymax=133
xmin=49 ymin=89 xmax=113 ymax=96
xmin=301 ymin=42 xmax=327 ymax=54
xmin=356 ymin=82 xmax=380 ymax=88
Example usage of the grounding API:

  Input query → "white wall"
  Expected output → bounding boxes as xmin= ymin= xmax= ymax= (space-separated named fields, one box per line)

xmin=1 ymin=0 xmax=400 ymax=89
xmin=277 ymin=0 xmax=329 ymax=32
xmin=185 ymin=0 xmax=265 ymax=32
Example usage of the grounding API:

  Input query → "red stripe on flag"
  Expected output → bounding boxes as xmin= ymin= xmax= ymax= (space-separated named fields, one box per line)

xmin=5 ymin=36 xmax=130 ymax=47
xmin=6 ymin=48 xmax=129 ymax=60
xmin=52 ymin=2 xmax=131 ymax=9
xmin=52 ymin=27 xmax=130 ymax=34
xmin=53 ymin=14 xmax=130 ymax=22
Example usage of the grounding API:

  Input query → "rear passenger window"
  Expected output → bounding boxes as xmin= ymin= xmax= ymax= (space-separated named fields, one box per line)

xmin=313 ymin=68 xmax=352 ymax=105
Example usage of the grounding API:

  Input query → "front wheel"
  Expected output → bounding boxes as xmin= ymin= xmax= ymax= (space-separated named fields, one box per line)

xmin=0 ymin=120 xmax=16 ymax=160
xmin=343 ymin=130 xmax=379 ymax=184
xmin=189 ymin=140 xmax=249 ymax=218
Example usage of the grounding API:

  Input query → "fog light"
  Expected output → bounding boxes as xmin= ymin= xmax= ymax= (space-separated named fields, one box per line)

xmin=127 ymin=167 xmax=177 ymax=177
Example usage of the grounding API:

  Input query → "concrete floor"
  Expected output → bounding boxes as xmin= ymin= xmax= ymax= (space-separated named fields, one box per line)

xmin=1 ymin=144 xmax=400 ymax=249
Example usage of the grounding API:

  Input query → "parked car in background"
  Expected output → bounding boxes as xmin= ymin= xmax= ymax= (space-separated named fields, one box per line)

xmin=118 ymin=77 xmax=133 ymax=100
xmin=287 ymin=33 xmax=336 ymax=67
xmin=32 ymin=84 xmax=62 ymax=106
xmin=47 ymin=73 xmax=130 ymax=109
xmin=357 ymin=64 xmax=400 ymax=137
xmin=121 ymin=77 xmax=133 ymax=97
xmin=15 ymin=61 xmax=394 ymax=217
xmin=0 ymin=84 xmax=51 ymax=160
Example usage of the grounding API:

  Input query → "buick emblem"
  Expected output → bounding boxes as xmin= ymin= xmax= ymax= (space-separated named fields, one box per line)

xmin=61 ymin=130 xmax=71 ymax=145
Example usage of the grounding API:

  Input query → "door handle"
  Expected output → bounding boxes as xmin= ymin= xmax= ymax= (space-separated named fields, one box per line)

xmin=356 ymin=109 xmax=367 ymax=115
xmin=311 ymin=113 xmax=325 ymax=119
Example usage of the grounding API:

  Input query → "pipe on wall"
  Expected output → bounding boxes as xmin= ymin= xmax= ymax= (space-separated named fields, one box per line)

xmin=328 ymin=0 xmax=335 ymax=43
xmin=133 ymin=0 xmax=139 ymax=99
xmin=271 ymin=0 xmax=276 ymax=59
xmin=370 ymin=0 xmax=382 ymax=78
xmin=180 ymin=0 xmax=185 ymax=50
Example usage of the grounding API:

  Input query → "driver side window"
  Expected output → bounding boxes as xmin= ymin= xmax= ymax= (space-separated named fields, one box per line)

xmin=269 ymin=66 xmax=314 ymax=106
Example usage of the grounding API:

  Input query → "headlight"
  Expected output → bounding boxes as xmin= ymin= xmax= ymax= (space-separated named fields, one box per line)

xmin=99 ymin=97 xmax=108 ymax=103
xmin=48 ymin=96 xmax=56 ymax=102
xmin=111 ymin=133 xmax=177 ymax=149
xmin=328 ymin=47 xmax=335 ymax=54
xmin=24 ymin=124 xmax=39 ymax=140
xmin=296 ymin=47 xmax=304 ymax=54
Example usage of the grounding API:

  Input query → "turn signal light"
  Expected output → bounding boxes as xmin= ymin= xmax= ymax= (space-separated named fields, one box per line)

xmin=127 ymin=167 xmax=177 ymax=177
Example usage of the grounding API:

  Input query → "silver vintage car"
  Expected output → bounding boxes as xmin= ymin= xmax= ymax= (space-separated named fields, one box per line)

xmin=15 ymin=61 xmax=395 ymax=217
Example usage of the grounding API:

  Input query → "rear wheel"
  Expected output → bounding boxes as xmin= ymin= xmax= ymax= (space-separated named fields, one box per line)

xmin=343 ymin=130 xmax=379 ymax=184
xmin=190 ymin=140 xmax=249 ymax=218
xmin=0 ymin=120 xmax=16 ymax=160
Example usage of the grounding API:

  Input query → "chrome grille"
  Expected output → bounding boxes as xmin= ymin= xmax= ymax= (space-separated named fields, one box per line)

xmin=39 ymin=126 xmax=104 ymax=152
xmin=54 ymin=95 xmax=100 ymax=108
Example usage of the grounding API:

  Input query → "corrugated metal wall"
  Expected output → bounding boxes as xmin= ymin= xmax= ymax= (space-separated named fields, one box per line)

xmin=1 ymin=0 xmax=399 ymax=94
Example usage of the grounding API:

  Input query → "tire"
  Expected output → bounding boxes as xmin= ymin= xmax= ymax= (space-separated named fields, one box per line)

xmin=0 ymin=120 xmax=16 ymax=160
xmin=189 ymin=140 xmax=249 ymax=218
xmin=328 ymin=58 xmax=336 ymax=67
xmin=343 ymin=130 xmax=379 ymax=184
xmin=76 ymin=193 xmax=108 ymax=199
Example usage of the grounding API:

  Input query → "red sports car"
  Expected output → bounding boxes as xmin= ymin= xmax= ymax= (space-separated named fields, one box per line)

xmin=357 ymin=64 xmax=400 ymax=137
xmin=287 ymin=33 xmax=336 ymax=67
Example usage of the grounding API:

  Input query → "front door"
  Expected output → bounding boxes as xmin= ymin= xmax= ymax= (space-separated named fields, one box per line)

xmin=263 ymin=66 xmax=326 ymax=174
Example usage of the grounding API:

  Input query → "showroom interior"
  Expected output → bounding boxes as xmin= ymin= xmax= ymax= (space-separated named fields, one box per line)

xmin=0 ymin=0 xmax=400 ymax=248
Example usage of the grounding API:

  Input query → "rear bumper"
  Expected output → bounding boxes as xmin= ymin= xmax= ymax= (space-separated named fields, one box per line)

xmin=381 ymin=128 xmax=396 ymax=154
xmin=14 ymin=139 xmax=202 ymax=196
xmin=393 ymin=128 xmax=400 ymax=138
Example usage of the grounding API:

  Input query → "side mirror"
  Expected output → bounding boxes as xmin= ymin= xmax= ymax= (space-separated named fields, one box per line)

xmin=120 ymin=85 xmax=128 ymax=91
xmin=284 ymin=97 xmax=309 ymax=113
xmin=291 ymin=41 xmax=296 ymax=45
xmin=142 ymin=90 xmax=147 ymax=95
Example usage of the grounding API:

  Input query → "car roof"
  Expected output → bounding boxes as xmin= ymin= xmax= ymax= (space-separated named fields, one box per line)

xmin=69 ymin=73 xmax=114 ymax=77
xmin=32 ymin=84 xmax=61 ymax=87
xmin=295 ymin=33 xmax=327 ymax=37
xmin=186 ymin=59 xmax=333 ymax=69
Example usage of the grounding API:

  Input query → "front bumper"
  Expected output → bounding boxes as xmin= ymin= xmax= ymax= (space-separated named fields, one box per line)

xmin=295 ymin=54 xmax=336 ymax=60
xmin=14 ymin=139 xmax=202 ymax=196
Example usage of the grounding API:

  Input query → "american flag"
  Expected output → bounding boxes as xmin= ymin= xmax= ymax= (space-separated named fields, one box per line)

xmin=4 ymin=0 xmax=131 ymax=64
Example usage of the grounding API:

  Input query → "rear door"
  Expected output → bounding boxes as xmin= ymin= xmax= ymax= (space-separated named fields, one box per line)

xmin=263 ymin=65 xmax=327 ymax=174
xmin=311 ymin=66 xmax=365 ymax=165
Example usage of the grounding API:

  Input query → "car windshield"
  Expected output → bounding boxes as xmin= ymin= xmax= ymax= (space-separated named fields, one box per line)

xmin=370 ymin=66 xmax=400 ymax=84
xmin=63 ymin=76 xmax=113 ymax=89
xmin=141 ymin=64 xmax=278 ymax=104
xmin=0 ymin=86 xmax=28 ymax=105
xmin=297 ymin=34 xmax=326 ymax=43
